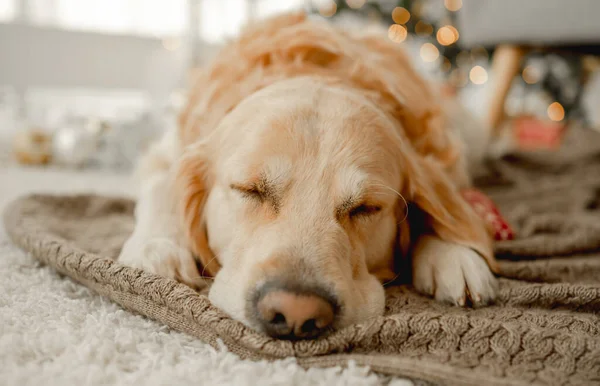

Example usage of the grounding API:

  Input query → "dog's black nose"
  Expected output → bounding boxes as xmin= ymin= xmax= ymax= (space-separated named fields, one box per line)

xmin=252 ymin=283 xmax=337 ymax=339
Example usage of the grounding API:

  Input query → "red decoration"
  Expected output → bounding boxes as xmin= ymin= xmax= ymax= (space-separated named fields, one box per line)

xmin=514 ymin=116 xmax=566 ymax=150
xmin=461 ymin=188 xmax=515 ymax=241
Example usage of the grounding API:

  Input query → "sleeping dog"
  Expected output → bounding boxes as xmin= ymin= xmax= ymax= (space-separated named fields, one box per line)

xmin=119 ymin=13 xmax=498 ymax=339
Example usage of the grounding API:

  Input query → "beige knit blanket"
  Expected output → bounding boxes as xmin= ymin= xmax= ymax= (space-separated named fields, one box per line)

xmin=4 ymin=129 xmax=600 ymax=386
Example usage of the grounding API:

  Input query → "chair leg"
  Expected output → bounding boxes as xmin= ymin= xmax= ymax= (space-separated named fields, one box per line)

xmin=487 ymin=45 xmax=526 ymax=135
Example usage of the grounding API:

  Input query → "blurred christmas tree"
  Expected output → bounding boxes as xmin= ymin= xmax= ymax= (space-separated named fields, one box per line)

xmin=310 ymin=0 xmax=588 ymax=125
xmin=311 ymin=0 xmax=490 ymax=83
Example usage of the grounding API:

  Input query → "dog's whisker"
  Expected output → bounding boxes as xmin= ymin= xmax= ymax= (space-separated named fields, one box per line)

xmin=200 ymin=253 xmax=220 ymax=279
xmin=367 ymin=183 xmax=408 ymax=287
xmin=371 ymin=183 xmax=409 ymax=225
xmin=382 ymin=271 xmax=403 ymax=287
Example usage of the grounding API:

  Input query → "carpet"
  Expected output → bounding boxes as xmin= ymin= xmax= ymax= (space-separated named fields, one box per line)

xmin=4 ymin=129 xmax=600 ymax=385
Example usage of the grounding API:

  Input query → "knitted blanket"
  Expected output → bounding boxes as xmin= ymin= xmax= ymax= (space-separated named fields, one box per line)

xmin=4 ymin=129 xmax=600 ymax=386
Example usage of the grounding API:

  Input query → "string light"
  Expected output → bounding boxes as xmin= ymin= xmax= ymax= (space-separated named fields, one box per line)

xmin=522 ymin=65 xmax=541 ymax=84
xmin=415 ymin=21 xmax=434 ymax=36
xmin=346 ymin=0 xmax=365 ymax=9
xmin=420 ymin=43 xmax=439 ymax=63
xmin=318 ymin=1 xmax=337 ymax=17
xmin=444 ymin=0 xmax=463 ymax=12
xmin=388 ymin=24 xmax=407 ymax=43
xmin=547 ymin=102 xmax=565 ymax=121
xmin=469 ymin=65 xmax=488 ymax=85
xmin=392 ymin=7 xmax=411 ymax=24
xmin=436 ymin=25 xmax=459 ymax=46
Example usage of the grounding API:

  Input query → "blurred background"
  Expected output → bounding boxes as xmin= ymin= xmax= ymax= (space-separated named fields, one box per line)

xmin=1 ymin=0 xmax=600 ymax=171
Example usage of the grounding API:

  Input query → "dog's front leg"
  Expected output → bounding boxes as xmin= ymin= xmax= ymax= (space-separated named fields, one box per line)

xmin=411 ymin=235 xmax=498 ymax=307
xmin=118 ymin=132 xmax=203 ymax=289
xmin=119 ymin=171 xmax=203 ymax=289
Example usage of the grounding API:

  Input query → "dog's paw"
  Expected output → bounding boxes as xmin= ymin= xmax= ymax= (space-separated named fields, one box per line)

xmin=412 ymin=236 xmax=497 ymax=307
xmin=118 ymin=235 xmax=204 ymax=290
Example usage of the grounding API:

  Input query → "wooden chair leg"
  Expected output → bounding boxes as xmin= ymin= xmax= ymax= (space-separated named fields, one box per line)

xmin=487 ymin=45 xmax=526 ymax=135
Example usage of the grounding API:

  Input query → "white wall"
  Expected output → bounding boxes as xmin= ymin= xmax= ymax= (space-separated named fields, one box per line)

xmin=0 ymin=23 xmax=190 ymax=91
xmin=0 ymin=22 xmax=208 ymax=137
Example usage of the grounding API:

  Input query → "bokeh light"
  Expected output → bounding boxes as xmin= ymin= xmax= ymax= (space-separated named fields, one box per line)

xmin=346 ymin=0 xmax=365 ymax=9
xmin=318 ymin=2 xmax=337 ymax=17
xmin=436 ymin=25 xmax=459 ymax=46
xmin=522 ymin=65 xmax=541 ymax=84
xmin=415 ymin=21 xmax=434 ymax=36
xmin=392 ymin=7 xmax=411 ymax=24
xmin=547 ymin=102 xmax=565 ymax=121
xmin=469 ymin=65 xmax=488 ymax=85
xmin=444 ymin=0 xmax=463 ymax=12
xmin=388 ymin=24 xmax=407 ymax=43
xmin=420 ymin=43 xmax=439 ymax=62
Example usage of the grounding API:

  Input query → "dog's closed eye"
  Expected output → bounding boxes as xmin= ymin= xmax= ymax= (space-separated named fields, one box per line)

xmin=230 ymin=183 xmax=266 ymax=202
xmin=336 ymin=198 xmax=382 ymax=222
xmin=230 ymin=181 xmax=281 ymax=213
xmin=349 ymin=204 xmax=381 ymax=219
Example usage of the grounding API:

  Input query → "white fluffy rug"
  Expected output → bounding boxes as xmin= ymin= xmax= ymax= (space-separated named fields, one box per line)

xmin=0 ymin=165 xmax=415 ymax=386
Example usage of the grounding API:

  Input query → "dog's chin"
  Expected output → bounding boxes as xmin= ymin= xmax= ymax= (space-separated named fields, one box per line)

xmin=336 ymin=274 xmax=387 ymax=327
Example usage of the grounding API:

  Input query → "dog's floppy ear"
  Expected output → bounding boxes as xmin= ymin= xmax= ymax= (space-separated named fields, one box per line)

xmin=173 ymin=142 xmax=221 ymax=277
xmin=403 ymin=155 xmax=498 ymax=273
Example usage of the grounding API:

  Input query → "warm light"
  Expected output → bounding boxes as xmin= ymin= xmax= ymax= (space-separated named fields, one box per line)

xmin=436 ymin=25 xmax=459 ymax=46
xmin=318 ymin=2 xmax=337 ymax=17
xmin=388 ymin=24 xmax=407 ymax=43
xmin=522 ymin=65 xmax=541 ymax=84
xmin=346 ymin=0 xmax=365 ymax=9
xmin=444 ymin=0 xmax=463 ymax=12
xmin=415 ymin=21 xmax=434 ymax=36
xmin=162 ymin=38 xmax=181 ymax=51
xmin=392 ymin=7 xmax=411 ymax=24
xmin=420 ymin=43 xmax=439 ymax=63
xmin=547 ymin=102 xmax=565 ymax=121
xmin=469 ymin=65 xmax=488 ymax=85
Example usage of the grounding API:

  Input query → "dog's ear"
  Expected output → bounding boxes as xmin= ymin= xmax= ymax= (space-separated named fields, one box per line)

xmin=402 ymin=155 xmax=498 ymax=273
xmin=173 ymin=142 xmax=221 ymax=277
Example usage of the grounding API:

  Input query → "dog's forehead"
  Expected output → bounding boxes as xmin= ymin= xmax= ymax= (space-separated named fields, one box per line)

xmin=227 ymin=155 xmax=293 ymax=183
xmin=218 ymin=79 xmax=401 ymax=183
xmin=335 ymin=166 xmax=369 ymax=197
xmin=239 ymin=77 xmax=384 ymax=123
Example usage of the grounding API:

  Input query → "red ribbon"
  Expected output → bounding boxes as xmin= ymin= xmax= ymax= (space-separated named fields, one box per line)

xmin=461 ymin=188 xmax=515 ymax=241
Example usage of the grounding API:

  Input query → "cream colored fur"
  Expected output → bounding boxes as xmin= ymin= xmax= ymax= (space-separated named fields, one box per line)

xmin=118 ymin=13 xmax=497 ymax=332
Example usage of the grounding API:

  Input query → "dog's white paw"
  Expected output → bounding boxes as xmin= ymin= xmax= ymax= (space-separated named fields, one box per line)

xmin=412 ymin=236 xmax=497 ymax=307
xmin=118 ymin=235 xmax=203 ymax=290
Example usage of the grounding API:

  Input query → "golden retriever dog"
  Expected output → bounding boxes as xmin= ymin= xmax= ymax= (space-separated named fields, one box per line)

xmin=119 ymin=13 xmax=498 ymax=339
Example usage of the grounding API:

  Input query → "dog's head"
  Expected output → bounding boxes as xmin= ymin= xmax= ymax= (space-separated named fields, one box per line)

xmin=174 ymin=77 xmax=490 ymax=339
